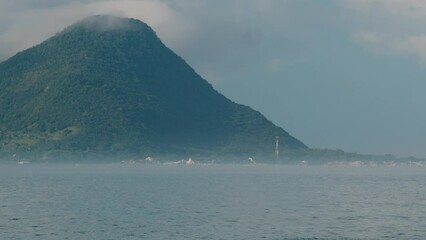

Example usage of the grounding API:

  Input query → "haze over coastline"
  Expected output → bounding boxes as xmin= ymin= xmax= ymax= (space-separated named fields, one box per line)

xmin=1 ymin=1 xmax=425 ymax=158
xmin=2 ymin=3 xmax=426 ymax=239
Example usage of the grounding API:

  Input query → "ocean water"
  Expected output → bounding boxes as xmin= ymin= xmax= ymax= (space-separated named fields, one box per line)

xmin=1 ymin=164 xmax=426 ymax=239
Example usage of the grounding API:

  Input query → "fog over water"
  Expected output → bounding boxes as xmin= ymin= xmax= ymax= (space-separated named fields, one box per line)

xmin=2 ymin=1 xmax=426 ymax=239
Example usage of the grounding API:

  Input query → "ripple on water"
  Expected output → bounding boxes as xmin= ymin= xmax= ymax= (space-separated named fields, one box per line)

xmin=0 ymin=165 xmax=426 ymax=240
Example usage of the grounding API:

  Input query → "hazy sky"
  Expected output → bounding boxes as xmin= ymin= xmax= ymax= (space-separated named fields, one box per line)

xmin=1 ymin=0 xmax=426 ymax=157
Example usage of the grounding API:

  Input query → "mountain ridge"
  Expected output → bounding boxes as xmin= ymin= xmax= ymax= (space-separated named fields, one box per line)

xmin=0 ymin=15 xmax=307 ymax=162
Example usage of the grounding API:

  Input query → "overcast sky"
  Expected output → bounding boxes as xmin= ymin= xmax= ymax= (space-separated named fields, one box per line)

xmin=1 ymin=0 xmax=426 ymax=157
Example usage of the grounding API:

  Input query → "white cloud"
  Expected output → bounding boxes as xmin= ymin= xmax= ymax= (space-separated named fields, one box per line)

xmin=0 ymin=0 xmax=314 ymax=84
xmin=344 ymin=0 xmax=426 ymax=64
xmin=87 ymin=0 xmax=193 ymax=49
xmin=266 ymin=58 xmax=292 ymax=72
xmin=0 ymin=0 xmax=193 ymax=60
xmin=394 ymin=35 xmax=426 ymax=62
xmin=352 ymin=31 xmax=382 ymax=45
xmin=345 ymin=0 xmax=426 ymax=17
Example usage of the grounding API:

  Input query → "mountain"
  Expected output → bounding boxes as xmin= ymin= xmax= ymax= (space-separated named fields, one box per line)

xmin=0 ymin=15 xmax=307 ymax=162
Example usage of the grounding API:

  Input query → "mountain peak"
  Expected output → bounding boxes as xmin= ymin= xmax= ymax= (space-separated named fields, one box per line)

xmin=68 ymin=15 xmax=149 ymax=32
xmin=0 ymin=16 xmax=307 ymax=162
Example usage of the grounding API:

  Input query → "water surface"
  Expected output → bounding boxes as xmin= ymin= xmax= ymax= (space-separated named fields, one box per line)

xmin=1 ymin=164 xmax=425 ymax=239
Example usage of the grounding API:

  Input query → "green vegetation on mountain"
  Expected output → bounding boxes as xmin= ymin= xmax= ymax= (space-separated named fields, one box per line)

xmin=0 ymin=15 xmax=307 ymax=161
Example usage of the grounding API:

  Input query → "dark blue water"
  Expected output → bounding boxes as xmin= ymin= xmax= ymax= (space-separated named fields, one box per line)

xmin=1 ymin=164 xmax=426 ymax=239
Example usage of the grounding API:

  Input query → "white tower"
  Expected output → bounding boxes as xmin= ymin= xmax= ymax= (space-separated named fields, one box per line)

xmin=275 ymin=136 xmax=279 ymax=160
